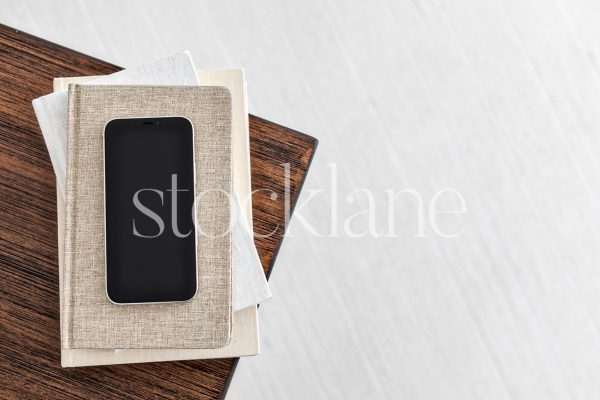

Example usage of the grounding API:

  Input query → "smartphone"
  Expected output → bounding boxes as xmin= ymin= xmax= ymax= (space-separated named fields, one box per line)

xmin=103 ymin=116 xmax=197 ymax=304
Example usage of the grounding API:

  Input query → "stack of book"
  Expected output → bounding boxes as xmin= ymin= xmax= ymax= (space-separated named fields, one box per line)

xmin=32 ymin=52 xmax=271 ymax=367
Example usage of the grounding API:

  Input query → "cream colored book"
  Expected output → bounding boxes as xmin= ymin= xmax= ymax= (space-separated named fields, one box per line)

xmin=55 ymin=70 xmax=260 ymax=366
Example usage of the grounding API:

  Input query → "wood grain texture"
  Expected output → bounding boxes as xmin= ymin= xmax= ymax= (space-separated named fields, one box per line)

xmin=0 ymin=24 xmax=317 ymax=400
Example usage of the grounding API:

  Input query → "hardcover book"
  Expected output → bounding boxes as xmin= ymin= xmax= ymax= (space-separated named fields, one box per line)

xmin=54 ymin=69 xmax=262 ymax=367
xmin=64 ymin=84 xmax=232 ymax=349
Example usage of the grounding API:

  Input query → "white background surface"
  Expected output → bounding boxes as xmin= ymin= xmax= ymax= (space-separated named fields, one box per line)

xmin=4 ymin=1 xmax=600 ymax=399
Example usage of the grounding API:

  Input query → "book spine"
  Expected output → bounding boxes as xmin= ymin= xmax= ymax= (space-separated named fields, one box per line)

xmin=62 ymin=84 xmax=80 ymax=349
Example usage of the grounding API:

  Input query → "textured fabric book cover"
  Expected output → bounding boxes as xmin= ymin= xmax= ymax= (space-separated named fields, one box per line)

xmin=63 ymin=84 xmax=232 ymax=349
xmin=54 ymin=70 xmax=260 ymax=367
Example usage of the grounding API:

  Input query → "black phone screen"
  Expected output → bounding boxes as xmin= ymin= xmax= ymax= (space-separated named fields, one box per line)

xmin=104 ymin=116 xmax=197 ymax=304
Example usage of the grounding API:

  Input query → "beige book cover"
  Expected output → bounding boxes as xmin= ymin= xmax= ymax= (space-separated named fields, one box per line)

xmin=55 ymin=70 xmax=260 ymax=367
xmin=64 ymin=84 xmax=232 ymax=349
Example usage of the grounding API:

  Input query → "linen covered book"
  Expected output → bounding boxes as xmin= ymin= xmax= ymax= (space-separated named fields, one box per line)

xmin=64 ymin=84 xmax=232 ymax=349
xmin=54 ymin=69 xmax=260 ymax=367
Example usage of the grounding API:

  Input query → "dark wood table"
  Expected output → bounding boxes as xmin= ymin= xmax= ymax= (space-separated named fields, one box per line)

xmin=0 ymin=24 xmax=317 ymax=399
